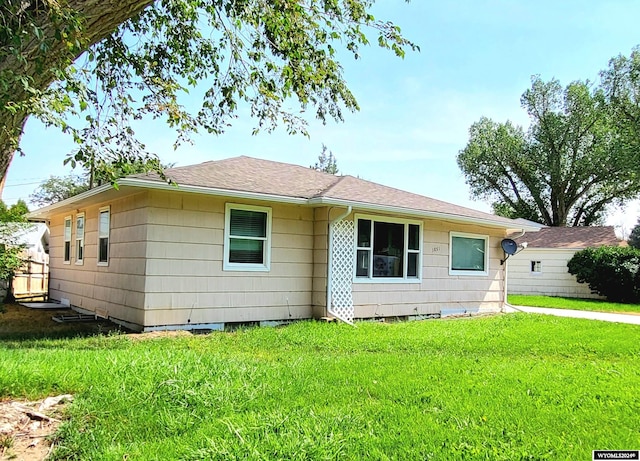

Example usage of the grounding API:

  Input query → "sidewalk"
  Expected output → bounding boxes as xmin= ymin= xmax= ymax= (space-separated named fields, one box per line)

xmin=505 ymin=305 xmax=640 ymax=325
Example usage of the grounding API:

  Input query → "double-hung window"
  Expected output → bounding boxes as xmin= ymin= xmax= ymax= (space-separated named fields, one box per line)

xmin=449 ymin=232 xmax=489 ymax=276
xmin=224 ymin=203 xmax=271 ymax=271
xmin=98 ymin=207 xmax=110 ymax=265
xmin=355 ymin=215 xmax=422 ymax=281
xmin=75 ymin=214 xmax=85 ymax=264
xmin=63 ymin=217 xmax=72 ymax=263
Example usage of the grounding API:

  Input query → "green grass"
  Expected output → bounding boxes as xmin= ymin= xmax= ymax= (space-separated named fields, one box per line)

xmin=508 ymin=294 xmax=640 ymax=314
xmin=1 ymin=315 xmax=639 ymax=460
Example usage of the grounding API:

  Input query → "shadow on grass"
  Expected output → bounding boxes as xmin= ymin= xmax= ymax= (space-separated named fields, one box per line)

xmin=0 ymin=303 xmax=129 ymax=345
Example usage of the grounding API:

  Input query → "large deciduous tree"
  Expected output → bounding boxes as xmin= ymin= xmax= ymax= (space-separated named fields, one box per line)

xmin=0 ymin=0 xmax=415 ymax=194
xmin=457 ymin=48 xmax=640 ymax=227
xmin=629 ymin=218 xmax=640 ymax=249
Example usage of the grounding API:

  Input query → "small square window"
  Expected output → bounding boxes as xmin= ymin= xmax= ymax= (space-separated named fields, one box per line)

xmin=531 ymin=261 xmax=542 ymax=273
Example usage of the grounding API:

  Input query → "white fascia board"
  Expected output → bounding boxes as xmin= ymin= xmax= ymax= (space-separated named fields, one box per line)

xmin=307 ymin=197 xmax=542 ymax=232
xmin=26 ymin=178 xmax=309 ymax=221
xmin=27 ymin=184 xmax=113 ymax=221
xmin=119 ymin=178 xmax=309 ymax=205
xmin=519 ymin=247 xmax=586 ymax=252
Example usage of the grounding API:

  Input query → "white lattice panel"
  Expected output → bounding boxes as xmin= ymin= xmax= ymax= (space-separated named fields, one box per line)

xmin=329 ymin=219 xmax=355 ymax=322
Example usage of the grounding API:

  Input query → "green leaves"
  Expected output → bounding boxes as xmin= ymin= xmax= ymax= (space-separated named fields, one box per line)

xmin=1 ymin=0 xmax=416 ymax=189
xmin=458 ymin=51 xmax=640 ymax=226
xmin=568 ymin=246 xmax=640 ymax=302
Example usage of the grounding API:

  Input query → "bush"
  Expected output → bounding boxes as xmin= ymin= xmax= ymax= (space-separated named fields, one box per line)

xmin=567 ymin=246 xmax=640 ymax=303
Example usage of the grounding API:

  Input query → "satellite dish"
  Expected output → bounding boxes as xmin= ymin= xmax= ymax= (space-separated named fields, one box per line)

xmin=501 ymin=238 xmax=518 ymax=255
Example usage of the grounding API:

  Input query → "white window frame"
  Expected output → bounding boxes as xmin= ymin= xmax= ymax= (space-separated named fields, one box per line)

xmin=63 ymin=216 xmax=72 ymax=264
xmin=353 ymin=214 xmax=423 ymax=283
xmin=449 ymin=231 xmax=489 ymax=277
xmin=223 ymin=203 xmax=272 ymax=272
xmin=97 ymin=206 xmax=110 ymax=266
xmin=75 ymin=213 xmax=85 ymax=265
xmin=530 ymin=260 xmax=542 ymax=274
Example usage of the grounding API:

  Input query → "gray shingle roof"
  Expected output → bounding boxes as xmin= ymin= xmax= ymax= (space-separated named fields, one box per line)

xmin=27 ymin=155 xmax=541 ymax=229
xmin=132 ymin=156 xmax=524 ymax=227
xmin=145 ymin=156 xmax=338 ymax=198
xmin=512 ymin=226 xmax=622 ymax=249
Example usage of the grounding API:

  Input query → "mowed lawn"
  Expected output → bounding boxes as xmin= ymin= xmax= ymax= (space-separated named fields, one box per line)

xmin=509 ymin=294 xmax=640 ymax=314
xmin=1 ymin=314 xmax=639 ymax=460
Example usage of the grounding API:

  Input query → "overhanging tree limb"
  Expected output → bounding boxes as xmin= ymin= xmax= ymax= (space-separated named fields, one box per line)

xmin=1 ymin=0 xmax=416 ymax=196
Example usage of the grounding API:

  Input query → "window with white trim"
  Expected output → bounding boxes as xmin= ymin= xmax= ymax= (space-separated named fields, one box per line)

xmin=449 ymin=232 xmax=489 ymax=276
xmin=63 ymin=216 xmax=72 ymax=263
xmin=98 ymin=207 xmax=110 ymax=265
xmin=531 ymin=260 xmax=542 ymax=273
xmin=224 ymin=203 xmax=272 ymax=271
xmin=355 ymin=215 xmax=422 ymax=281
xmin=75 ymin=213 xmax=85 ymax=264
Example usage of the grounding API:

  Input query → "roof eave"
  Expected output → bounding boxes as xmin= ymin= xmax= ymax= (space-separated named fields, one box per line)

xmin=27 ymin=177 xmax=540 ymax=232
xmin=27 ymin=183 xmax=114 ymax=221
xmin=120 ymin=178 xmax=309 ymax=205
xmin=308 ymin=197 xmax=541 ymax=231
xmin=27 ymin=178 xmax=310 ymax=220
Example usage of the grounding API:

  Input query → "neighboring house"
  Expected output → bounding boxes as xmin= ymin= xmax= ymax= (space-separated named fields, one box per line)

xmin=16 ymin=223 xmax=50 ymax=263
xmin=0 ymin=222 xmax=49 ymax=299
xmin=28 ymin=156 xmax=537 ymax=331
xmin=508 ymin=226 xmax=623 ymax=299
xmin=0 ymin=222 xmax=49 ymax=262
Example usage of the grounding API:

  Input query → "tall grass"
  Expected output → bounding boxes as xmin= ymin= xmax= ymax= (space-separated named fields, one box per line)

xmin=1 ymin=314 xmax=639 ymax=460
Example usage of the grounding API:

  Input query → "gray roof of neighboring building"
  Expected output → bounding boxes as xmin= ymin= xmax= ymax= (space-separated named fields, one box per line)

xmin=512 ymin=226 xmax=622 ymax=249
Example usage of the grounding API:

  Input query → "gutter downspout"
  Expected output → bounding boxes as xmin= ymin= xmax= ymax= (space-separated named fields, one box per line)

xmin=326 ymin=206 xmax=353 ymax=325
xmin=503 ymin=229 xmax=526 ymax=313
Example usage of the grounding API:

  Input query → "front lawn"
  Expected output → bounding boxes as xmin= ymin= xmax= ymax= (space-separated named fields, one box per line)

xmin=1 ymin=315 xmax=639 ymax=460
xmin=508 ymin=294 xmax=640 ymax=314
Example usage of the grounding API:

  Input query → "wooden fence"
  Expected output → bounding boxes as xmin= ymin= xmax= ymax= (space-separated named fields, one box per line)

xmin=12 ymin=258 xmax=49 ymax=300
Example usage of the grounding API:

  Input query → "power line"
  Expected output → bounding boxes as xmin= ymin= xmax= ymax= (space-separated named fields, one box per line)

xmin=4 ymin=181 xmax=43 ymax=188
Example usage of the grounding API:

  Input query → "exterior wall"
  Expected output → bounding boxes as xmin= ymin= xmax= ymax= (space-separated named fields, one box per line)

xmin=311 ymin=207 xmax=330 ymax=318
xmin=46 ymin=189 xmax=514 ymax=329
xmin=508 ymin=248 xmax=603 ymax=299
xmin=142 ymin=191 xmax=315 ymax=328
xmin=351 ymin=216 xmax=507 ymax=319
xmin=48 ymin=193 xmax=149 ymax=327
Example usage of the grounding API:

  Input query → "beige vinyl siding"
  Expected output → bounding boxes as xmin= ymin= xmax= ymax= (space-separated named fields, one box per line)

xmin=311 ymin=207 xmax=330 ymax=318
xmin=508 ymin=248 xmax=603 ymax=299
xmin=352 ymin=218 xmax=507 ymax=318
xmin=142 ymin=191 xmax=314 ymax=327
xmin=48 ymin=193 xmax=149 ymax=326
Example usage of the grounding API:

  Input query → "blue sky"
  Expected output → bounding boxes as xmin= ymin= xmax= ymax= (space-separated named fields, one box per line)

xmin=6 ymin=0 xmax=640 ymax=234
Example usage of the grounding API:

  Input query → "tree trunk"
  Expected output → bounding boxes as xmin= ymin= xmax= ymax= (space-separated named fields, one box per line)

xmin=0 ymin=0 xmax=155 ymax=198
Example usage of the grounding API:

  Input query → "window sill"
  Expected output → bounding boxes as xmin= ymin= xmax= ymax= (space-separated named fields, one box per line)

xmin=353 ymin=277 xmax=422 ymax=284
xmin=97 ymin=262 xmax=109 ymax=267
xmin=223 ymin=264 xmax=270 ymax=272
xmin=449 ymin=270 xmax=488 ymax=277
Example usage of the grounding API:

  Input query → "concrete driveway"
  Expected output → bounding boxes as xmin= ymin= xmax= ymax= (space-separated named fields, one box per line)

xmin=506 ymin=305 xmax=640 ymax=325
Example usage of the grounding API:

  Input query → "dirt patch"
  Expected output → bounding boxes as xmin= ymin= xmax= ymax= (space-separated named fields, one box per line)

xmin=0 ymin=395 xmax=72 ymax=461
xmin=126 ymin=330 xmax=193 ymax=341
